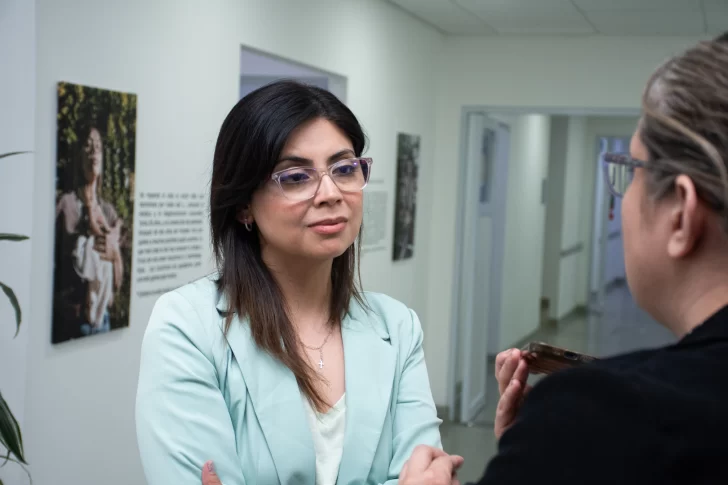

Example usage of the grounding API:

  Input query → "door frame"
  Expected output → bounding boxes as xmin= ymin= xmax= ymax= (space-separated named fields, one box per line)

xmin=239 ymin=45 xmax=348 ymax=101
xmin=587 ymin=136 xmax=609 ymax=313
xmin=454 ymin=112 xmax=509 ymax=423
xmin=587 ymin=135 xmax=634 ymax=314
xmin=446 ymin=106 xmax=639 ymax=421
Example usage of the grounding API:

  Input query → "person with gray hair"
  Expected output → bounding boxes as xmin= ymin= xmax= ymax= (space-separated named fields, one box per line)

xmin=397 ymin=31 xmax=728 ymax=485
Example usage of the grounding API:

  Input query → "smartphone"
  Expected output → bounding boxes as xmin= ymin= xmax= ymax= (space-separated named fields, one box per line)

xmin=521 ymin=342 xmax=597 ymax=375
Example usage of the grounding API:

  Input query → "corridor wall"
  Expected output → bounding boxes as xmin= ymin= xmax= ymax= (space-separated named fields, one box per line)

xmin=24 ymin=1 xmax=442 ymax=484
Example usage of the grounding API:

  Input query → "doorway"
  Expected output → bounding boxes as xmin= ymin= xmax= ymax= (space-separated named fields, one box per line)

xmin=587 ymin=136 xmax=630 ymax=314
xmin=450 ymin=111 xmax=509 ymax=424
xmin=239 ymin=46 xmax=347 ymax=101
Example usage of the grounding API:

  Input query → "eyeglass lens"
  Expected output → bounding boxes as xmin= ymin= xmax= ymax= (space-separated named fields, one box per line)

xmin=608 ymin=162 xmax=635 ymax=197
xmin=276 ymin=159 xmax=370 ymax=200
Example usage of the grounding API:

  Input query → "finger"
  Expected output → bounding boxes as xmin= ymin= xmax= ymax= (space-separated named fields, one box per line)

xmin=426 ymin=455 xmax=455 ymax=481
xmin=406 ymin=445 xmax=446 ymax=475
xmin=449 ymin=455 xmax=465 ymax=469
xmin=513 ymin=358 xmax=529 ymax=386
xmin=495 ymin=379 xmax=522 ymax=435
xmin=496 ymin=351 xmax=514 ymax=394
xmin=497 ymin=350 xmax=520 ymax=395
xmin=400 ymin=461 xmax=409 ymax=482
xmin=201 ymin=461 xmax=223 ymax=485
xmin=495 ymin=348 xmax=518 ymax=376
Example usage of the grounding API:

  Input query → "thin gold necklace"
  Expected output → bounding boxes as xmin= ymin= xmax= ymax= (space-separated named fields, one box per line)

xmin=299 ymin=324 xmax=335 ymax=370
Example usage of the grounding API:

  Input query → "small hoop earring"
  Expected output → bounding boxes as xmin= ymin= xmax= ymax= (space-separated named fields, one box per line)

xmin=244 ymin=222 xmax=252 ymax=232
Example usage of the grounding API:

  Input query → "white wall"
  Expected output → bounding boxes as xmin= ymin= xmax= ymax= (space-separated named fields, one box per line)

xmin=495 ymin=114 xmax=551 ymax=349
xmin=0 ymin=0 xmax=35 ymax=483
xmin=556 ymin=116 xmax=587 ymax=319
xmin=26 ymin=1 xmax=442 ymax=484
xmin=542 ymin=116 xmax=568 ymax=320
xmin=427 ymin=36 xmax=702 ymax=404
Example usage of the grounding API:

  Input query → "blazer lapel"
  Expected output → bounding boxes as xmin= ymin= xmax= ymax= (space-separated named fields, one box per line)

xmin=337 ymin=304 xmax=396 ymax=485
xmin=217 ymin=294 xmax=315 ymax=485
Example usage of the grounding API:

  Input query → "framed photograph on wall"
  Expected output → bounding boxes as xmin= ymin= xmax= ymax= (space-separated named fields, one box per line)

xmin=392 ymin=132 xmax=420 ymax=261
xmin=52 ymin=82 xmax=137 ymax=344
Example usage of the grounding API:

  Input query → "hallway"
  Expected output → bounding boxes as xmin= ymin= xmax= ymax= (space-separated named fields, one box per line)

xmin=441 ymin=284 xmax=676 ymax=483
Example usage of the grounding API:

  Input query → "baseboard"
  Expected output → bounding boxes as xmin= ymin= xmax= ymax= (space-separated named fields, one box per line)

xmin=559 ymin=304 xmax=587 ymax=322
xmin=540 ymin=297 xmax=555 ymax=329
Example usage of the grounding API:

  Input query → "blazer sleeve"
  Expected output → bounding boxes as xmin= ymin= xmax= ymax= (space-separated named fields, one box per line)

xmin=476 ymin=367 xmax=660 ymax=485
xmin=384 ymin=308 xmax=443 ymax=484
xmin=135 ymin=290 xmax=246 ymax=485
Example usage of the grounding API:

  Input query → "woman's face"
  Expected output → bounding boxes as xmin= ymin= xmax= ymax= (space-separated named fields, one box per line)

xmin=82 ymin=128 xmax=104 ymax=183
xmin=248 ymin=118 xmax=363 ymax=264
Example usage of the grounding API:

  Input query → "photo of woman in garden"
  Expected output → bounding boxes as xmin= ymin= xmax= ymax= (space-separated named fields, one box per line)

xmin=52 ymin=82 xmax=136 ymax=343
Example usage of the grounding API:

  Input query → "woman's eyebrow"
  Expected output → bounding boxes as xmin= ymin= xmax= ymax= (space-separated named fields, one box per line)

xmin=277 ymin=149 xmax=355 ymax=165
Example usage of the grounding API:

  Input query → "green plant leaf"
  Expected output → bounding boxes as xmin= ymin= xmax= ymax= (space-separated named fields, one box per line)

xmin=0 ymin=234 xmax=29 ymax=242
xmin=0 ymin=391 xmax=26 ymax=465
xmin=0 ymin=152 xmax=30 ymax=160
xmin=0 ymin=282 xmax=21 ymax=337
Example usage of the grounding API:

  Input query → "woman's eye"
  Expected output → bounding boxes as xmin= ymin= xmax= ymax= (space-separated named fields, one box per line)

xmin=279 ymin=171 xmax=311 ymax=184
xmin=333 ymin=163 xmax=358 ymax=176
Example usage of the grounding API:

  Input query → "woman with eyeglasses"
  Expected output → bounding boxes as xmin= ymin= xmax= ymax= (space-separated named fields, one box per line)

xmin=466 ymin=32 xmax=728 ymax=484
xmin=135 ymin=80 xmax=458 ymax=485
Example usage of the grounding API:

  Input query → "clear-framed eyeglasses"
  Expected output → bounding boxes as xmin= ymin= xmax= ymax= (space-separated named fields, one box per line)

xmin=602 ymin=152 xmax=646 ymax=198
xmin=270 ymin=157 xmax=373 ymax=201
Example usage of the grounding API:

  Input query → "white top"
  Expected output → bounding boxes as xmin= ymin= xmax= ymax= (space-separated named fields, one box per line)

xmin=302 ymin=393 xmax=347 ymax=485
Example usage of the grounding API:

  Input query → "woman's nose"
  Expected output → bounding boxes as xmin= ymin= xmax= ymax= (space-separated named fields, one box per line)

xmin=313 ymin=174 xmax=343 ymax=204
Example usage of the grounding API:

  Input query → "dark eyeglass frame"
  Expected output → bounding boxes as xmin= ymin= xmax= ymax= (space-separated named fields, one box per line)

xmin=601 ymin=152 xmax=647 ymax=198
xmin=270 ymin=157 xmax=373 ymax=201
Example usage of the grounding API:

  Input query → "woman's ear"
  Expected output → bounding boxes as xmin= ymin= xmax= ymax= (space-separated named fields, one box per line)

xmin=667 ymin=174 xmax=705 ymax=259
xmin=237 ymin=205 xmax=253 ymax=225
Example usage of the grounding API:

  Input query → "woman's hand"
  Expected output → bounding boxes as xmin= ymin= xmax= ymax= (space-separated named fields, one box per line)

xmin=399 ymin=446 xmax=464 ymax=485
xmin=95 ymin=220 xmax=121 ymax=262
xmin=201 ymin=461 xmax=222 ymax=485
xmin=494 ymin=349 xmax=532 ymax=439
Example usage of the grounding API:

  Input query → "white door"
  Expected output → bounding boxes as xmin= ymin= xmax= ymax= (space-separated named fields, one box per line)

xmin=458 ymin=113 xmax=507 ymax=424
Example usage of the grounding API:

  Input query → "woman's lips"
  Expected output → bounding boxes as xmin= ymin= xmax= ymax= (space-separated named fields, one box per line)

xmin=309 ymin=218 xmax=347 ymax=235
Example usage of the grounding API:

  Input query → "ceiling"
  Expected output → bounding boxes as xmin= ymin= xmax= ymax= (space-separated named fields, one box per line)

xmin=388 ymin=0 xmax=728 ymax=36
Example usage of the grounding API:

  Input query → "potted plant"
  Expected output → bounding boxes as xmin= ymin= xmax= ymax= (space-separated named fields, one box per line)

xmin=0 ymin=151 xmax=31 ymax=484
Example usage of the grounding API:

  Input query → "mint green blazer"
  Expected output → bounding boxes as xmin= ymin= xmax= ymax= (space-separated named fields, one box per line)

xmin=135 ymin=276 xmax=442 ymax=485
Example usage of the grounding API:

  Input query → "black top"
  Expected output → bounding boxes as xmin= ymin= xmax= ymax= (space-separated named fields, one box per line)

xmin=477 ymin=305 xmax=728 ymax=485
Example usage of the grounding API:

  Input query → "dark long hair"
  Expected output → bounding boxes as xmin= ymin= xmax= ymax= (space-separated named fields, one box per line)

xmin=210 ymin=80 xmax=367 ymax=410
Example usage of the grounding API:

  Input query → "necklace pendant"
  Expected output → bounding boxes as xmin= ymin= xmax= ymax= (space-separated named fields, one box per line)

xmin=318 ymin=359 xmax=324 ymax=369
